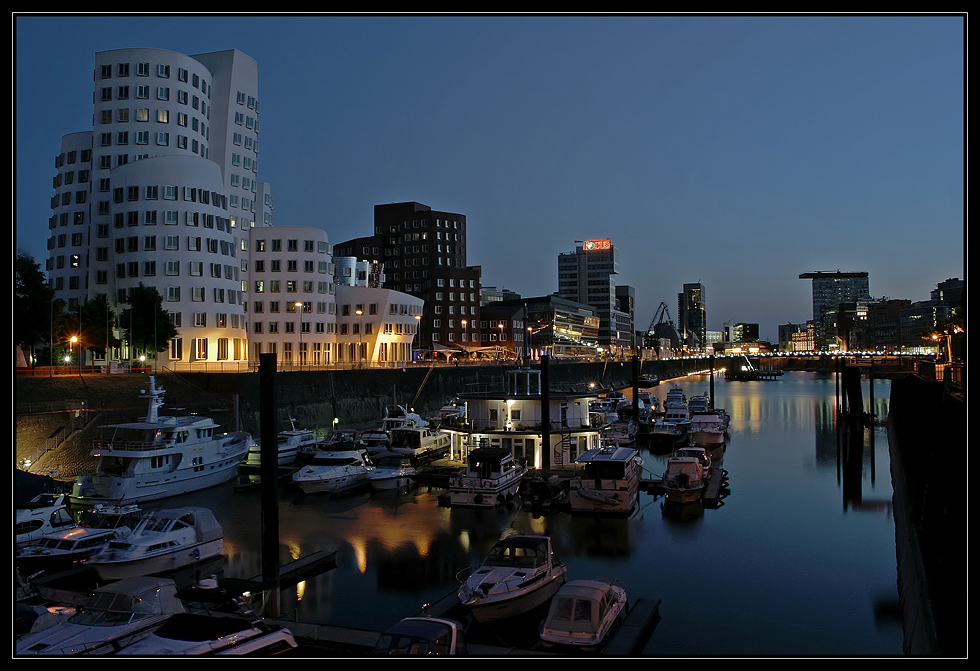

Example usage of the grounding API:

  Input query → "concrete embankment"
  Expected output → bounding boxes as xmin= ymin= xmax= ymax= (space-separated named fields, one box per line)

xmin=15 ymin=357 xmax=721 ymax=479
xmin=886 ymin=375 xmax=966 ymax=657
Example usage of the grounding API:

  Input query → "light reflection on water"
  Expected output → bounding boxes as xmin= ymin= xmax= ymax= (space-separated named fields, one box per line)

xmin=172 ymin=371 xmax=903 ymax=656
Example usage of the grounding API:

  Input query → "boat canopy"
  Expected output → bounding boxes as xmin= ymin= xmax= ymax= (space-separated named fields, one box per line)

xmin=151 ymin=507 xmax=222 ymax=543
xmin=82 ymin=577 xmax=184 ymax=616
xmin=544 ymin=580 xmax=619 ymax=634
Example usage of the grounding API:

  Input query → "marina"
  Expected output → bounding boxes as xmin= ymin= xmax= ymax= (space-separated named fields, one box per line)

xmin=15 ymin=369 xmax=917 ymax=656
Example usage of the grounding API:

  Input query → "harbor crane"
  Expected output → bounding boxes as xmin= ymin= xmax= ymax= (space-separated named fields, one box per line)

xmin=644 ymin=302 xmax=681 ymax=356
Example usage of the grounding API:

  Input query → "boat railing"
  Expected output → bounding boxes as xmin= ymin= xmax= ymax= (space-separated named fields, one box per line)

xmin=92 ymin=438 xmax=172 ymax=452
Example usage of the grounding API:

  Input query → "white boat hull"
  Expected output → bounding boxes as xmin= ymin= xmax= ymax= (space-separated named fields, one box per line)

xmin=70 ymin=434 xmax=251 ymax=507
xmin=661 ymin=484 xmax=703 ymax=503
xmin=71 ymin=458 xmax=244 ymax=506
xmin=449 ymin=474 xmax=523 ymax=508
xmin=368 ymin=473 xmax=415 ymax=492
xmin=463 ymin=568 xmax=567 ymax=622
xmin=295 ymin=472 xmax=369 ymax=495
xmin=87 ymin=539 xmax=224 ymax=581
xmin=569 ymin=485 xmax=638 ymax=515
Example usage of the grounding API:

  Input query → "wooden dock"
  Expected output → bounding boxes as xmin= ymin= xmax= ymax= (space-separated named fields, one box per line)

xmin=602 ymin=597 xmax=662 ymax=655
xmin=249 ymin=549 xmax=337 ymax=590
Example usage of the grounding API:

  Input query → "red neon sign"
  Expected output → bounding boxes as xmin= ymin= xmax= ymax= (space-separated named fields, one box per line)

xmin=582 ymin=239 xmax=611 ymax=251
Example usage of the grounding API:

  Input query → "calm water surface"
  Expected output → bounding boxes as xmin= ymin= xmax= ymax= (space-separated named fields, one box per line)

xmin=173 ymin=371 xmax=903 ymax=656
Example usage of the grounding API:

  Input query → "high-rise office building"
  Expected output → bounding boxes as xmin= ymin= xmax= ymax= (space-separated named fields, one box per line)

xmin=799 ymin=271 xmax=871 ymax=349
xmin=334 ymin=202 xmax=482 ymax=351
xmin=677 ymin=283 xmax=707 ymax=352
xmin=557 ymin=239 xmax=633 ymax=354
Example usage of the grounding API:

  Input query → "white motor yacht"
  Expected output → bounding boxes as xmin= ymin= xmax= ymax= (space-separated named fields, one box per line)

xmin=18 ymin=503 xmax=143 ymax=575
xmin=85 ymin=507 xmax=224 ymax=581
xmin=661 ymin=456 xmax=705 ymax=503
xmin=448 ymin=448 xmax=526 ymax=508
xmin=388 ymin=425 xmax=450 ymax=460
xmin=539 ymin=579 xmax=628 ymax=650
xmin=569 ymin=446 xmax=643 ymax=515
xmin=291 ymin=448 xmax=374 ymax=495
xmin=70 ymin=376 xmax=252 ymax=506
xmin=457 ymin=534 xmax=568 ymax=622
xmin=16 ymin=493 xmax=76 ymax=547
xmin=244 ymin=418 xmax=320 ymax=469
xmin=16 ymin=576 xmax=185 ymax=655
xmin=367 ymin=453 xmax=418 ymax=492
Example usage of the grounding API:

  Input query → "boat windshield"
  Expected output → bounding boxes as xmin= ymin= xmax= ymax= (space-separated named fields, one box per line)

xmin=310 ymin=455 xmax=361 ymax=467
xmin=375 ymin=455 xmax=411 ymax=468
xmin=371 ymin=623 xmax=456 ymax=656
xmin=484 ymin=539 xmax=547 ymax=569
xmin=550 ymin=596 xmax=595 ymax=633
xmin=390 ymin=432 xmax=421 ymax=448
xmin=80 ymin=509 xmax=141 ymax=529
xmin=67 ymin=609 xmax=147 ymax=627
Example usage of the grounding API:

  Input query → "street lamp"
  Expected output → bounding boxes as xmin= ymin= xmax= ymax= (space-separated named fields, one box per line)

xmin=295 ymin=302 xmax=304 ymax=370
xmin=414 ymin=314 xmax=422 ymax=363
xmin=355 ymin=309 xmax=363 ymax=367
xmin=70 ymin=335 xmax=78 ymax=376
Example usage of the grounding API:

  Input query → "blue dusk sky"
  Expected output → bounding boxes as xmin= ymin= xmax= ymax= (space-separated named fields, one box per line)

xmin=13 ymin=14 xmax=965 ymax=339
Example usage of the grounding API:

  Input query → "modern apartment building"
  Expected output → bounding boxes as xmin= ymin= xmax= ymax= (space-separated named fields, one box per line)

xmin=246 ymin=225 xmax=423 ymax=368
xmin=556 ymin=239 xmax=633 ymax=355
xmin=333 ymin=201 xmax=482 ymax=351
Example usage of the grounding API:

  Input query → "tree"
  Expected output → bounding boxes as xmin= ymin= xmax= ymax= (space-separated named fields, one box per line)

xmin=14 ymin=252 xmax=57 ymax=369
xmin=80 ymin=294 xmax=122 ymax=360
xmin=118 ymin=284 xmax=178 ymax=364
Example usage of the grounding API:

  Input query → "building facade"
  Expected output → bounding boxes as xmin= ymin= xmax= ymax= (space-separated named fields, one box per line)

xmin=42 ymin=48 xmax=423 ymax=371
xmin=45 ymin=48 xmax=265 ymax=368
xmin=334 ymin=201 xmax=482 ymax=351
xmin=799 ymin=271 xmax=871 ymax=350
xmin=677 ymin=283 xmax=707 ymax=352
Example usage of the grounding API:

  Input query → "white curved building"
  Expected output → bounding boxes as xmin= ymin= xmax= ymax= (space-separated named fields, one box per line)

xmin=45 ymin=47 xmax=262 ymax=368
xmin=42 ymin=47 xmax=422 ymax=371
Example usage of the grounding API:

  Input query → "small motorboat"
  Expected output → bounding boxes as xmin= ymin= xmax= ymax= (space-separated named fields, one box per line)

xmin=569 ymin=446 xmax=643 ymax=516
xmin=16 ymin=493 xmax=77 ymax=547
xmin=17 ymin=503 xmax=143 ymax=575
xmin=111 ymin=612 xmax=298 ymax=656
xmin=367 ymin=453 xmax=418 ymax=492
xmin=457 ymin=534 xmax=567 ymax=622
xmin=16 ymin=576 xmax=185 ymax=655
xmin=370 ymin=616 xmax=468 ymax=656
xmin=388 ymin=425 xmax=451 ymax=460
xmin=674 ymin=446 xmax=712 ymax=477
xmin=291 ymin=448 xmax=374 ymax=495
xmin=661 ymin=456 xmax=705 ymax=503
xmin=243 ymin=418 xmax=320 ymax=469
xmin=448 ymin=448 xmax=526 ymax=508
xmin=356 ymin=430 xmax=391 ymax=456
xmin=85 ymin=507 xmax=224 ymax=581
xmin=381 ymin=404 xmax=429 ymax=432
xmin=539 ymin=579 xmax=628 ymax=650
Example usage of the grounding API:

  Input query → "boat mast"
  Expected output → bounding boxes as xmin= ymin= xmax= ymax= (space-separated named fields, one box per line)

xmin=142 ymin=376 xmax=166 ymax=424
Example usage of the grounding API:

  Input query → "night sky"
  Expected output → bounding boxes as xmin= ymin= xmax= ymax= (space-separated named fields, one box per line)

xmin=14 ymin=14 xmax=965 ymax=339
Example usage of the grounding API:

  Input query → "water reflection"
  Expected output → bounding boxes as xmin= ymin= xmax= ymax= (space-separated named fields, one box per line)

xmin=154 ymin=371 xmax=900 ymax=655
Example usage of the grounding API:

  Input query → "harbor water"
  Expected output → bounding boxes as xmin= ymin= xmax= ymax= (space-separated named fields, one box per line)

xmin=150 ymin=370 xmax=903 ymax=656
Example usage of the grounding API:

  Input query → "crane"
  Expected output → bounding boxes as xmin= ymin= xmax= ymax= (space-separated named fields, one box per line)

xmin=644 ymin=302 xmax=680 ymax=355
